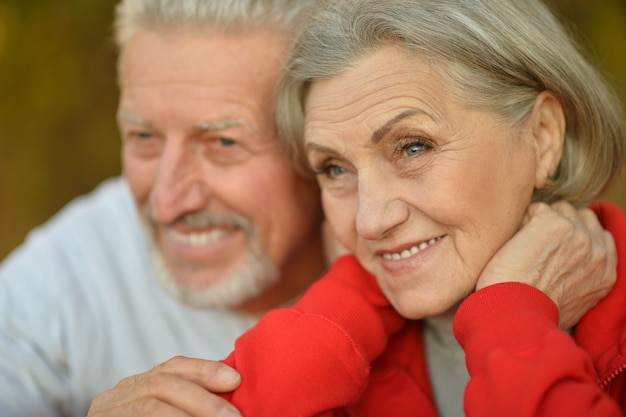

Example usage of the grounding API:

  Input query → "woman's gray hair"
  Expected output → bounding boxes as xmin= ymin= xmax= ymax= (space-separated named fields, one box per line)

xmin=278 ymin=0 xmax=626 ymax=206
xmin=114 ymin=0 xmax=316 ymax=51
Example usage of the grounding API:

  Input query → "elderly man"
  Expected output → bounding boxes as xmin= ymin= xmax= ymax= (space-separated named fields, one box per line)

xmin=0 ymin=1 xmax=323 ymax=416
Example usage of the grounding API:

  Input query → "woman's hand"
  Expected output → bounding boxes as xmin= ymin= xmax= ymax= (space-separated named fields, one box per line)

xmin=477 ymin=201 xmax=617 ymax=329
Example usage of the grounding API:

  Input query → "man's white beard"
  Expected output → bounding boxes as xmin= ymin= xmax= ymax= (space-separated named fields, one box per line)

xmin=143 ymin=210 xmax=279 ymax=309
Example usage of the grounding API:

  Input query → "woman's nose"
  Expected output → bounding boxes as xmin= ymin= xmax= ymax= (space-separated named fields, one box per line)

xmin=355 ymin=171 xmax=409 ymax=240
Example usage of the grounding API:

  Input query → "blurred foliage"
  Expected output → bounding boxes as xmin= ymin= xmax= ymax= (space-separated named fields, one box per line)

xmin=1 ymin=0 xmax=626 ymax=260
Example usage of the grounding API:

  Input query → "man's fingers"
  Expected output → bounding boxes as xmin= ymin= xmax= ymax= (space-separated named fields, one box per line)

xmin=87 ymin=357 xmax=243 ymax=417
xmin=150 ymin=356 xmax=242 ymax=393
xmin=91 ymin=398 xmax=195 ymax=417
xmin=91 ymin=373 xmax=240 ymax=416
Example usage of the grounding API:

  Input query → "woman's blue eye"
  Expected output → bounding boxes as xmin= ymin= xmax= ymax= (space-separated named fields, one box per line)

xmin=317 ymin=163 xmax=347 ymax=178
xmin=329 ymin=165 xmax=347 ymax=177
xmin=405 ymin=143 xmax=425 ymax=156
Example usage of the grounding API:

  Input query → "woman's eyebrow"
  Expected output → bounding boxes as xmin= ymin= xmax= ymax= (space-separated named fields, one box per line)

xmin=371 ymin=109 xmax=430 ymax=144
xmin=305 ymin=141 xmax=339 ymax=156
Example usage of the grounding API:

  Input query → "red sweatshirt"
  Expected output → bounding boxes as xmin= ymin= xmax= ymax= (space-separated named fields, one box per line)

xmin=220 ymin=201 xmax=626 ymax=417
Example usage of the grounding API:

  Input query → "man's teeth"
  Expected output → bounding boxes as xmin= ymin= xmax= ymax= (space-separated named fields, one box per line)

xmin=170 ymin=229 xmax=228 ymax=246
xmin=382 ymin=237 xmax=441 ymax=260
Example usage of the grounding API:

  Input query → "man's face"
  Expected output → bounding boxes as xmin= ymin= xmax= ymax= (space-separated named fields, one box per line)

xmin=117 ymin=29 xmax=323 ymax=311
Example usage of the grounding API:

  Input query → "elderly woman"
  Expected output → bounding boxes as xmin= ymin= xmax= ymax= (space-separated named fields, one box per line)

xmin=218 ymin=0 xmax=626 ymax=414
xmin=88 ymin=0 xmax=625 ymax=416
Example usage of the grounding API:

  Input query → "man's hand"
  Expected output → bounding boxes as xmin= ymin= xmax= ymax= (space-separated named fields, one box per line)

xmin=477 ymin=201 xmax=617 ymax=329
xmin=87 ymin=356 xmax=242 ymax=417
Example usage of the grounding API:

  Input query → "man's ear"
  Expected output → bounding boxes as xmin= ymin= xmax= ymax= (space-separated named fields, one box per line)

xmin=528 ymin=91 xmax=566 ymax=189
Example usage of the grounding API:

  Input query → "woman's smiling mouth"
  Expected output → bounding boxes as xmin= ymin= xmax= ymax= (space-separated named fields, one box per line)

xmin=381 ymin=236 xmax=443 ymax=261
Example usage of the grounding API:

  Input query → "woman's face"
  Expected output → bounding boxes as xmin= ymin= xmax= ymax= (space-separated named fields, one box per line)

xmin=304 ymin=46 xmax=544 ymax=318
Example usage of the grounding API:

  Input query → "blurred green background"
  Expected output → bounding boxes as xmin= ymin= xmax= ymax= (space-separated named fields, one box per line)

xmin=1 ymin=0 xmax=626 ymax=261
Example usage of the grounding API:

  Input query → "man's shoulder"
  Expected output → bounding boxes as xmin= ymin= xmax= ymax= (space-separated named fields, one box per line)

xmin=53 ymin=176 xmax=135 ymax=225
xmin=0 ymin=176 xmax=145 ymax=275
xmin=32 ymin=176 xmax=135 ymax=238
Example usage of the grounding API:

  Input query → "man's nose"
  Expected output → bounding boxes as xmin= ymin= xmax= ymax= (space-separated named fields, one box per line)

xmin=149 ymin=141 xmax=210 ymax=224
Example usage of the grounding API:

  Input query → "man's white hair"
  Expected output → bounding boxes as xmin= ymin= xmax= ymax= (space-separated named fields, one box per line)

xmin=114 ymin=0 xmax=317 ymax=51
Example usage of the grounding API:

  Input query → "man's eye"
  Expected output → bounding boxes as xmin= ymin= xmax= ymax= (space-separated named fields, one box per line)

xmin=204 ymin=137 xmax=251 ymax=165
xmin=125 ymin=131 xmax=153 ymax=141
xmin=124 ymin=131 xmax=163 ymax=158
xmin=218 ymin=137 xmax=237 ymax=147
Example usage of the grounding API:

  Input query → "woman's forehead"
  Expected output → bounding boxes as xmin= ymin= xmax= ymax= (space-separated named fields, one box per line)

xmin=303 ymin=47 xmax=452 ymax=139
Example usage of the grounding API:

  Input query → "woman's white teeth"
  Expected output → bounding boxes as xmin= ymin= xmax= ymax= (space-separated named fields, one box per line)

xmin=383 ymin=237 xmax=440 ymax=260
